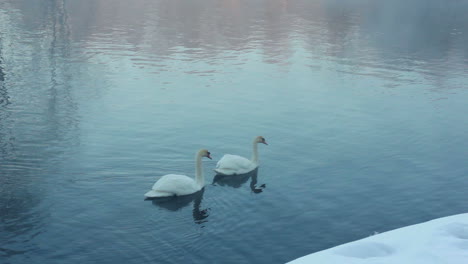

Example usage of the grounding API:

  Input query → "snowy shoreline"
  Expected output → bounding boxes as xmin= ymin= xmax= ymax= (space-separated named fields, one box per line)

xmin=288 ymin=213 xmax=468 ymax=264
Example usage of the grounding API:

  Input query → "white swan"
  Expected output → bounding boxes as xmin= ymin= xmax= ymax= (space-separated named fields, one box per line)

xmin=214 ymin=136 xmax=268 ymax=176
xmin=144 ymin=149 xmax=212 ymax=198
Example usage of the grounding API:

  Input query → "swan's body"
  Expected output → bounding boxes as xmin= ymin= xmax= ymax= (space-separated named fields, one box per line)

xmin=145 ymin=174 xmax=201 ymax=198
xmin=215 ymin=136 xmax=267 ymax=176
xmin=214 ymin=154 xmax=257 ymax=175
xmin=145 ymin=149 xmax=211 ymax=198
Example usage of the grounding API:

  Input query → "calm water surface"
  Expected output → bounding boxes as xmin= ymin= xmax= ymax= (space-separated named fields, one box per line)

xmin=1 ymin=0 xmax=468 ymax=263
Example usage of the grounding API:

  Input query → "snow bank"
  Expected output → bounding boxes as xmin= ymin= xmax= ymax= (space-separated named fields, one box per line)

xmin=288 ymin=213 xmax=468 ymax=264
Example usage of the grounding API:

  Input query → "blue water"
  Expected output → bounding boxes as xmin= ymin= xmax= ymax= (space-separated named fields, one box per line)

xmin=1 ymin=0 xmax=467 ymax=263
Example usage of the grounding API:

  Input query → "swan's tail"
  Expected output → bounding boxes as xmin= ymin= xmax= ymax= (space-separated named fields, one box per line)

xmin=144 ymin=189 xmax=173 ymax=198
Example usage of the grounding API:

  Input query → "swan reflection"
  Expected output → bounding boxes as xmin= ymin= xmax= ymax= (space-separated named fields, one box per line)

xmin=148 ymin=189 xmax=209 ymax=224
xmin=212 ymin=168 xmax=265 ymax=193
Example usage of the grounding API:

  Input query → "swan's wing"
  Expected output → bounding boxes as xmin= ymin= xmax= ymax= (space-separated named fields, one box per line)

xmin=150 ymin=174 xmax=200 ymax=196
xmin=215 ymin=154 xmax=256 ymax=175
xmin=216 ymin=154 xmax=252 ymax=169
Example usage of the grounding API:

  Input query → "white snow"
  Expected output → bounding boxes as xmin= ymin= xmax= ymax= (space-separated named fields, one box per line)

xmin=288 ymin=213 xmax=468 ymax=264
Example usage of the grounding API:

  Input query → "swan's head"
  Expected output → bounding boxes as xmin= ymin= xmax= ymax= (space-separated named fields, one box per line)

xmin=198 ymin=149 xmax=212 ymax=159
xmin=255 ymin=136 xmax=268 ymax=145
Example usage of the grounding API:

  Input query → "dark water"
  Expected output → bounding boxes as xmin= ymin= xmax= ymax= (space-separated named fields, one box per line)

xmin=1 ymin=0 xmax=467 ymax=263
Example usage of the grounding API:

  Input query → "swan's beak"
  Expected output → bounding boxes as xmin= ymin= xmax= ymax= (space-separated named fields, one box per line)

xmin=263 ymin=141 xmax=268 ymax=145
xmin=207 ymin=154 xmax=212 ymax=159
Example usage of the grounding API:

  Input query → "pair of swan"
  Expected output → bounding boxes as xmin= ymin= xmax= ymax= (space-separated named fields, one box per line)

xmin=144 ymin=136 xmax=268 ymax=198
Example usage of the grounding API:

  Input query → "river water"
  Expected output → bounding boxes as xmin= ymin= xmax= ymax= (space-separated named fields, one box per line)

xmin=1 ymin=0 xmax=467 ymax=263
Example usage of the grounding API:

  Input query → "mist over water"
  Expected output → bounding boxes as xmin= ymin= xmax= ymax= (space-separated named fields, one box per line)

xmin=1 ymin=0 xmax=467 ymax=263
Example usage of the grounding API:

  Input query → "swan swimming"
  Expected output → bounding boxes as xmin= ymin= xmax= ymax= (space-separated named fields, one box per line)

xmin=214 ymin=136 xmax=267 ymax=176
xmin=145 ymin=149 xmax=212 ymax=198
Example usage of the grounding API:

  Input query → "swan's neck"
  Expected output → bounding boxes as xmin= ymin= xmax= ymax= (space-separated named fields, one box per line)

xmin=195 ymin=153 xmax=204 ymax=186
xmin=251 ymin=141 xmax=259 ymax=164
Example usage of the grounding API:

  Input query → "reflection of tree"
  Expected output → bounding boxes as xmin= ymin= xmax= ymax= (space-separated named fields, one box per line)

xmin=212 ymin=168 xmax=265 ymax=194
xmin=45 ymin=0 xmax=79 ymax=143
xmin=0 ymin=35 xmax=12 ymax=159
xmin=62 ymin=0 xmax=468 ymax=82
xmin=303 ymin=0 xmax=467 ymax=84
xmin=150 ymin=189 xmax=210 ymax=224
xmin=364 ymin=1 xmax=465 ymax=60
xmin=0 ymin=28 xmax=22 ymax=258
xmin=0 ymin=52 xmax=4 ymax=82
xmin=0 ymin=0 xmax=78 ymax=258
